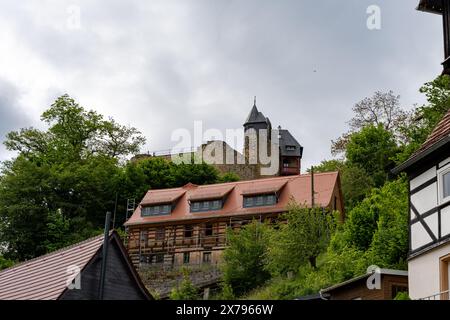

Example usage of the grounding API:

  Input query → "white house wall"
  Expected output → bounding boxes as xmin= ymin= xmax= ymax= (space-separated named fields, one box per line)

xmin=408 ymin=242 xmax=450 ymax=300
xmin=438 ymin=156 xmax=450 ymax=169
xmin=411 ymin=183 xmax=438 ymax=214
xmin=442 ymin=205 xmax=450 ymax=237
xmin=410 ymin=167 xmax=436 ymax=190
xmin=411 ymin=222 xmax=433 ymax=250
xmin=410 ymin=165 xmax=440 ymax=251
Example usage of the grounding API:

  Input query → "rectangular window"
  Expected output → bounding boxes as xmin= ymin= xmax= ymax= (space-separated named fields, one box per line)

xmin=184 ymin=225 xmax=193 ymax=238
xmin=155 ymin=228 xmax=165 ymax=241
xmin=438 ymin=165 xmax=450 ymax=205
xmin=190 ymin=200 xmax=223 ymax=212
xmin=285 ymin=145 xmax=296 ymax=151
xmin=183 ymin=252 xmax=190 ymax=264
xmin=205 ymin=223 xmax=213 ymax=236
xmin=243 ymin=194 xmax=277 ymax=208
xmin=203 ymin=252 xmax=212 ymax=264
xmin=155 ymin=253 xmax=164 ymax=264
xmin=141 ymin=204 xmax=171 ymax=217
xmin=443 ymin=172 xmax=450 ymax=198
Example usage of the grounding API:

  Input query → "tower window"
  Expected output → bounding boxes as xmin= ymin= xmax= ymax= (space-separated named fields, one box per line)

xmin=285 ymin=145 xmax=296 ymax=151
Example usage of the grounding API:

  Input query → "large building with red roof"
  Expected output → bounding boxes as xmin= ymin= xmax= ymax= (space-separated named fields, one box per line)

xmin=124 ymin=172 xmax=344 ymax=267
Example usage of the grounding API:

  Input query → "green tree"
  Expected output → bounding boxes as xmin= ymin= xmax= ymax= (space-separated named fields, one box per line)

xmin=0 ymin=95 xmax=145 ymax=261
xmin=332 ymin=91 xmax=408 ymax=155
xmin=345 ymin=124 xmax=399 ymax=187
xmin=266 ymin=205 xmax=336 ymax=275
xmin=332 ymin=178 xmax=408 ymax=267
xmin=169 ymin=269 xmax=199 ymax=300
xmin=217 ymin=172 xmax=240 ymax=183
xmin=313 ymin=160 xmax=374 ymax=211
xmin=222 ymin=220 xmax=272 ymax=296
xmin=396 ymin=75 xmax=450 ymax=163
xmin=0 ymin=255 xmax=14 ymax=271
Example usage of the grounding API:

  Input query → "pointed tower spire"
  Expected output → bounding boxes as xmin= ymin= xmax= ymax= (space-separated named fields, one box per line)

xmin=253 ymin=96 xmax=256 ymax=107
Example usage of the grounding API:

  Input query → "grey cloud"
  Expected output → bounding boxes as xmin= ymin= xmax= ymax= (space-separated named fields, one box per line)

xmin=0 ymin=79 xmax=29 ymax=160
xmin=0 ymin=0 xmax=445 ymax=170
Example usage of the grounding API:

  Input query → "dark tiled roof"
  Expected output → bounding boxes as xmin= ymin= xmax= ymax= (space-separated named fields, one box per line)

xmin=0 ymin=231 xmax=151 ymax=300
xmin=244 ymin=105 xmax=268 ymax=125
xmin=417 ymin=0 xmax=443 ymax=14
xmin=412 ymin=109 xmax=450 ymax=157
xmin=392 ymin=108 xmax=450 ymax=174
xmin=0 ymin=233 xmax=105 ymax=300
xmin=279 ymin=129 xmax=303 ymax=157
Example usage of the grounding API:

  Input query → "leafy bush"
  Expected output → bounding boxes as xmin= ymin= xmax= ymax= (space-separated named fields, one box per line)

xmin=221 ymin=220 xmax=272 ymax=296
xmin=169 ymin=269 xmax=199 ymax=300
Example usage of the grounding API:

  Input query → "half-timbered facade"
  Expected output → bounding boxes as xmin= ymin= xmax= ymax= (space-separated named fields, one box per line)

xmin=124 ymin=172 xmax=344 ymax=268
xmin=393 ymin=109 xmax=450 ymax=300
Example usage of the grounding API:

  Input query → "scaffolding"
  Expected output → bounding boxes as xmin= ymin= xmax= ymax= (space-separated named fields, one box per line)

xmin=127 ymin=213 xmax=275 ymax=268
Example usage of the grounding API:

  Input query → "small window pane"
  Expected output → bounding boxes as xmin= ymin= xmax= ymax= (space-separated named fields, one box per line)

xmin=266 ymin=194 xmax=276 ymax=205
xmin=203 ymin=252 xmax=212 ymax=263
xmin=244 ymin=197 xmax=253 ymax=207
xmin=256 ymin=196 xmax=264 ymax=205
xmin=156 ymin=228 xmax=165 ymax=241
xmin=141 ymin=204 xmax=171 ymax=216
xmin=443 ymin=172 xmax=450 ymax=198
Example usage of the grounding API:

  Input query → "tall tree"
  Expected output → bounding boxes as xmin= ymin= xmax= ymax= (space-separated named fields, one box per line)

xmin=266 ymin=205 xmax=336 ymax=274
xmin=222 ymin=221 xmax=272 ymax=296
xmin=332 ymin=91 xmax=408 ymax=156
xmin=345 ymin=124 xmax=399 ymax=187
xmin=396 ymin=75 xmax=450 ymax=163
xmin=0 ymin=95 xmax=146 ymax=261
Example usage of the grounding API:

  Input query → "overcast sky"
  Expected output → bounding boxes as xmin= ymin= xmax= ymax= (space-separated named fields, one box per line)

xmin=0 ymin=0 xmax=444 ymax=171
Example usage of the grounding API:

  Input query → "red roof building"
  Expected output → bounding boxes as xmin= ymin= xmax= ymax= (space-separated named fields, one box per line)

xmin=124 ymin=172 xmax=344 ymax=267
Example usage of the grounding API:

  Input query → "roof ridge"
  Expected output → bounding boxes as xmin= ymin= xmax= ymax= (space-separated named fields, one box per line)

xmin=141 ymin=172 xmax=339 ymax=193
xmin=0 ymin=232 xmax=106 ymax=276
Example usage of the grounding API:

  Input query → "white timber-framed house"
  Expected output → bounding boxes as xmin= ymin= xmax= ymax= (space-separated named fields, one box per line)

xmin=393 ymin=109 xmax=450 ymax=300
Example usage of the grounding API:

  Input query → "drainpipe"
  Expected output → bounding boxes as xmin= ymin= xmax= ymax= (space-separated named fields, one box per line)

xmin=98 ymin=212 xmax=111 ymax=300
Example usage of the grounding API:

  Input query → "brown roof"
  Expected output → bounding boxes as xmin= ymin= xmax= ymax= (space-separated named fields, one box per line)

xmin=0 ymin=234 xmax=105 ymax=300
xmin=189 ymin=184 xmax=235 ymax=201
xmin=413 ymin=108 xmax=450 ymax=156
xmin=141 ymin=189 xmax=186 ymax=206
xmin=0 ymin=231 xmax=151 ymax=300
xmin=124 ymin=172 xmax=342 ymax=226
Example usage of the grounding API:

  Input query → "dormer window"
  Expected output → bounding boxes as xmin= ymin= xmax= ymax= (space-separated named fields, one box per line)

xmin=285 ymin=145 xmax=296 ymax=151
xmin=190 ymin=199 xmax=223 ymax=212
xmin=141 ymin=204 xmax=171 ymax=217
xmin=243 ymin=193 xmax=277 ymax=208
xmin=438 ymin=164 xmax=450 ymax=205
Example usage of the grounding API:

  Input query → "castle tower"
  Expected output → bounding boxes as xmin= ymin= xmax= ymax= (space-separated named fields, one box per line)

xmin=243 ymin=98 xmax=272 ymax=164
xmin=243 ymin=98 xmax=303 ymax=175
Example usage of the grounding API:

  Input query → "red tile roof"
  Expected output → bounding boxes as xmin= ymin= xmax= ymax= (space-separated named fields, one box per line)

xmin=141 ymin=189 xmax=186 ymax=206
xmin=0 ymin=234 xmax=105 ymax=300
xmin=413 ymin=108 xmax=450 ymax=156
xmin=124 ymin=172 xmax=342 ymax=226
xmin=189 ymin=184 xmax=235 ymax=201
